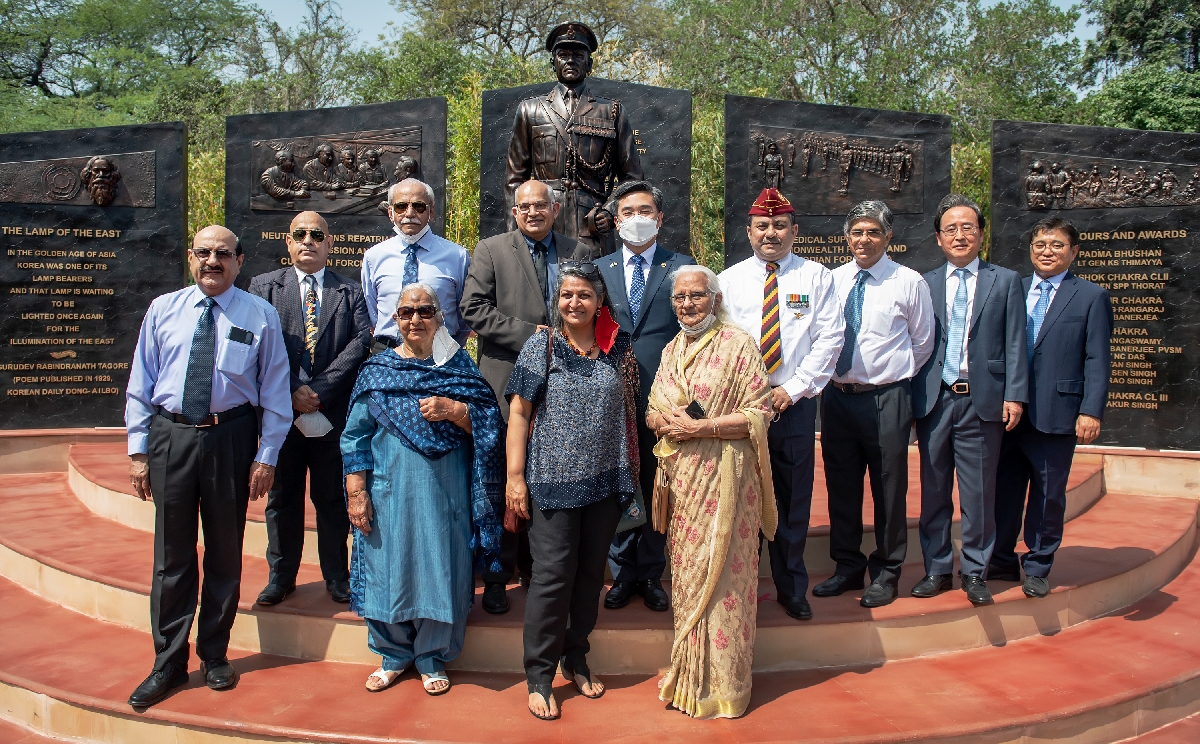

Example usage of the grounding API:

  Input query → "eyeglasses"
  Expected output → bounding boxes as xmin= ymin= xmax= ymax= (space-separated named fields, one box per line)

xmin=619 ymin=206 xmax=658 ymax=218
xmin=559 ymin=260 xmax=600 ymax=277
xmin=848 ymin=229 xmax=885 ymax=239
xmin=516 ymin=201 xmax=552 ymax=214
xmin=1031 ymin=241 xmax=1070 ymax=253
xmin=394 ymin=305 xmax=437 ymax=320
xmin=391 ymin=201 xmax=428 ymax=214
xmin=939 ymin=224 xmax=979 ymax=236
xmin=190 ymin=248 xmax=236 ymax=261
xmin=671 ymin=291 xmax=713 ymax=305
xmin=290 ymin=228 xmax=326 ymax=242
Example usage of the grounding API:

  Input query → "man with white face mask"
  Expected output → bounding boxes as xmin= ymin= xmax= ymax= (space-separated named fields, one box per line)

xmin=597 ymin=180 xmax=695 ymax=612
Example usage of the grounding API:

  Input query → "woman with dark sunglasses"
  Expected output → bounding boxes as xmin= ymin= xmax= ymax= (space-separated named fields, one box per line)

xmin=341 ymin=283 xmax=504 ymax=697
xmin=504 ymin=262 xmax=643 ymax=720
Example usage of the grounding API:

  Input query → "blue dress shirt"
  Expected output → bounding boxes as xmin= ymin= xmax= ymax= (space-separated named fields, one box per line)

xmin=361 ymin=229 xmax=471 ymax=344
xmin=125 ymin=284 xmax=293 ymax=466
xmin=524 ymin=232 xmax=558 ymax=313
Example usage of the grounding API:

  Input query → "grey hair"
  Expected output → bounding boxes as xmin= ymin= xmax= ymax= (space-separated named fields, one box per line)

xmin=670 ymin=265 xmax=728 ymax=321
xmin=933 ymin=193 xmax=985 ymax=232
xmin=396 ymin=282 xmax=444 ymax=324
xmin=549 ymin=264 xmax=608 ymax=332
xmin=387 ymin=178 xmax=435 ymax=207
xmin=844 ymin=200 xmax=893 ymax=235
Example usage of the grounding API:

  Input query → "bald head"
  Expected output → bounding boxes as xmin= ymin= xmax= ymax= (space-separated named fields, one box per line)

xmin=190 ymin=224 xmax=243 ymax=296
xmin=193 ymin=224 xmax=238 ymax=251
xmin=289 ymin=211 xmax=328 ymax=233
xmin=286 ymin=210 xmax=333 ymax=274
xmin=513 ymin=180 xmax=560 ymax=242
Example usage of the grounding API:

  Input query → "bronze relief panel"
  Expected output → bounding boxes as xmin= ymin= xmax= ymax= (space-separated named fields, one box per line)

xmin=1020 ymin=150 xmax=1200 ymax=211
xmin=0 ymin=151 xmax=156 ymax=208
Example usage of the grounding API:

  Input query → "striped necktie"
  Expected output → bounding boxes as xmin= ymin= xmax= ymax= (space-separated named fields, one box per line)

xmin=760 ymin=262 xmax=782 ymax=374
xmin=1027 ymin=280 xmax=1054 ymax=360
xmin=181 ymin=297 xmax=216 ymax=424
xmin=303 ymin=275 xmax=319 ymax=368
xmin=834 ymin=270 xmax=870 ymax=377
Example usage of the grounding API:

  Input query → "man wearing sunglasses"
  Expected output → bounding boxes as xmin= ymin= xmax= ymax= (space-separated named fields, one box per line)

xmin=125 ymin=225 xmax=292 ymax=707
xmin=362 ymin=178 xmax=471 ymax=352
xmin=247 ymin=211 xmax=373 ymax=608
xmin=461 ymin=179 xmax=591 ymax=613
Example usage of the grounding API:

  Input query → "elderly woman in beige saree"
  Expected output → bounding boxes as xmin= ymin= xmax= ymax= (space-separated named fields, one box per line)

xmin=645 ymin=265 xmax=777 ymax=719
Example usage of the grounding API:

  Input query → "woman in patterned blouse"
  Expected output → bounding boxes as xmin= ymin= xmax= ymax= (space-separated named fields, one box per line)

xmin=504 ymin=261 xmax=641 ymax=721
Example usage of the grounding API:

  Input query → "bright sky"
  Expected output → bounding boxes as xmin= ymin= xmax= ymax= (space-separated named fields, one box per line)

xmin=253 ymin=0 xmax=1098 ymax=46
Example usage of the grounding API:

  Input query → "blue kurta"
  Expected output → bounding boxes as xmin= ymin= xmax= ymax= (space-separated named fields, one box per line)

xmin=342 ymin=393 xmax=474 ymax=627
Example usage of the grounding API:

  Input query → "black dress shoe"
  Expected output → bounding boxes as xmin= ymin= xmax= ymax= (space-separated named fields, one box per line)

xmin=860 ymin=581 xmax=898 ymax=608
xmin=604 ymin=580 xmax=636 ymax=609
xmin=481 ymin=582 xmax=510 ymax=614
xmin=779 ymin=595 xmax=813 ymax=620
xmin=255 ymin=582 xmax=295 ymax=606
xmin=988 ymin=566 xmax=1022 ymax=582
xmin=1023 ymin=575 xmax=1050 ymax=598
xmin=200 ymin=658 xmax=238 ymax=690
xmin=960 ymin=573 xmax=994 ymax=606
xmin=128 ymin=664 xmax=188 ymax=707
xmin=641 ymin=579 xmax=670 ymax=612
xmin=910 ymin=574 xmax=953 ymax=598
xmin=812 ymin=573 xmax=865 ymax=597
xmin=327 ymin=579 xmax=351 ymax=603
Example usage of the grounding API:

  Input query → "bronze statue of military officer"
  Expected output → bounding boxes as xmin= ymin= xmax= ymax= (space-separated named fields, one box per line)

xmin=504 ymin=22 xmax=643 ymax=259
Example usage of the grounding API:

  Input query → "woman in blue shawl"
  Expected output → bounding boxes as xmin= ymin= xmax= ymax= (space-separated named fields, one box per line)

xmin=342 ymin=283 xmax=503 ymax=695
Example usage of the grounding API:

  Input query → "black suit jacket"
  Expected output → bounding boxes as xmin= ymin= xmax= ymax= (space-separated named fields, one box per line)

xmin=248 ymin=267 xmax=372 ymax=432
xmin=597 ymin=246 xmax=696 ymax=403
xmin=1024 ymin=272 xmax=1112 ymax=435
xmin=913 ymin=260 xmax=1028 ymax=421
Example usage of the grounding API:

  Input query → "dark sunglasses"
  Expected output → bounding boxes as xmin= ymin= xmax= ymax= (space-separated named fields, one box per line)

xmin=291 ymin=228 xmax=326 ymax=242
xmin=190 ymin=248 xmax=236 ymax=261
xmin=391 ymin=201 xmax=428 ymax=214
xmin=559 ymin=260 xmax=599 ymax=277
xmin=394 ymin=305 xmax=437 ymax=320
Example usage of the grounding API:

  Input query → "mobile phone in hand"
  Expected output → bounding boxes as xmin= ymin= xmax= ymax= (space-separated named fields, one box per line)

xmin=684 ymin=400 xmax=706 ymax=419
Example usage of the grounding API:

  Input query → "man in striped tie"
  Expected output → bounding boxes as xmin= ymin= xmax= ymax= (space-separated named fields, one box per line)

xmin=718 ymin=188 xmax=845 ymax=621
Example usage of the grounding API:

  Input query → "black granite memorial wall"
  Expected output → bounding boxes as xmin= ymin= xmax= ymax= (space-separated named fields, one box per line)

xmin=480 ymin=80 xmax=692 ymax=256
xmin=724 ymin=96 xmax=951 ymax=271
xmin=0 ymin=122 xmax=187 ymax=428
xmin=991 ymin=120 xmax=1200 ymax=450
xmin=225 ymin=99 xmax=447 ymax=283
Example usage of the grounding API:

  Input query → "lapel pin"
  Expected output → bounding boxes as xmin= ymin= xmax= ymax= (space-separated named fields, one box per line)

xmin=660 ymin=262 xmax=667 ymax=267
xmin=610 ymin=261 xmax=618 ymax=268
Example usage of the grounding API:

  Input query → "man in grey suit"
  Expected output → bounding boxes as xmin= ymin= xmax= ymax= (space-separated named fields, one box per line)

xmin=461 ymin=179 xmax=589 ymax=614
xmin=596 ymin=180 xmax=695 ymax=612
xmin=248 ymin=212 xmax=372 ymax=606
xmin=911 ymin=194 xmax=1028 ymax=607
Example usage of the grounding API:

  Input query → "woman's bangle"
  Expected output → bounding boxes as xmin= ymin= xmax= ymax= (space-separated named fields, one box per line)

xmin=453 ymin=403 xmax=469 ymax=423
xmin=713 ymin=419 xmax=721 ymax=438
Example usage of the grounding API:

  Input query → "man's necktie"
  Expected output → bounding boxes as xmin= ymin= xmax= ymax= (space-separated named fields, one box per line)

xmin=628 ymin=254 xmax=646 ymax=324
xmin=942 ymin=268 xmax=969 ymax=386
xmin=1027 ymin=280 xmax=1054 ymax=360
xmin=181 ymin=297 xmax=216 ymax=424
xmin=303 ymin=275 xmax=319 ymax=370
xmin=834 ymin=269 xmax=870 ymax=377
xmin=760 ymin=262 xmax=782 ymax=374
xmin=402 ymin=244 xmax=419 ymax=287
xmin=532 ymin=241 xmax=549 ymax=307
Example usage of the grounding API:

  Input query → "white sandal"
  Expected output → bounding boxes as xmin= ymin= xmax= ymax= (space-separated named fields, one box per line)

xmin=421 ymin=671 xmax=450 ymax=696
xmin=365 ymin=668 xmax=403 ymax=692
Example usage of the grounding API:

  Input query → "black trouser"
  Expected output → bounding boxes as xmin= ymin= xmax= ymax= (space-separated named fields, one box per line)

xmin=821 ymin=381 xmax=913 ymax=588
xmin=482 ymin=430 xmax=533 ymax=586
xmin=607 ymin=417 xmax=666 ymax=582
xmin=765 ymin=396 xmax=818 ymax=600
xmin=264 ymin=426 xmax=350 ymax=584
xmin=523 ymin=495 xmax=622 ymax=686
xmin=148 ymin=408 xmax=257 ymax=672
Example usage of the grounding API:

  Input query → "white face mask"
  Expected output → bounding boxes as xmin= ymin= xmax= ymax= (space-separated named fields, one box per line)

xmin=680 ymin=313 xmax=717 ymax=337
xmin=618 ymin=214 xmax=659 ymax=246
xmin=395 ymin=223 xmax=430 ymax=246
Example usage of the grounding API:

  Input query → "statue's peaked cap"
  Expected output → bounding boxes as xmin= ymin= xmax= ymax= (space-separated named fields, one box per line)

xmin=546 ymin=22 xmax=598 ymax=53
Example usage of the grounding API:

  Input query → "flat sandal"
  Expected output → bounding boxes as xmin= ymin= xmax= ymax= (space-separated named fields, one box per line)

xmin=561 ymin=658 xmax=604 ymax=699
xmin=527 ymin=682 xmax=559 ymax=720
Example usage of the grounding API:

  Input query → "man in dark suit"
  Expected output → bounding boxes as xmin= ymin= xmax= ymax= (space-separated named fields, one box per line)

xmin=461 ymin=179 xmax=589 ymax=614
xmin=597 ymin=180 xmax=695 ymax=612
xmin=248 ymin=211 xmax=372 ymax=605
xmin=912 ymin=194 xmax=1028 ymax=606
xmin=991 ymin=217 xmax=1111 ymax=599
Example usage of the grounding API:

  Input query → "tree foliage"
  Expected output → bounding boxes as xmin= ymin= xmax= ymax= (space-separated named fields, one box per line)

xmin=1081 ymin=0 xmax=1199 ymax=80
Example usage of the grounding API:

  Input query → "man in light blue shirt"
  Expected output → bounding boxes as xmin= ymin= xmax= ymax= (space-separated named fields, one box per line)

xmin=125 ymin=225 xmax=291 ymax=708
xmin=362 ymin=178 xmax=470 ymax=349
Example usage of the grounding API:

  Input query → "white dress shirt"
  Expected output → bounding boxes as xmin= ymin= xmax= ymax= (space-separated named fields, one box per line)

xmin=719 ymin=253 xmax=845 ymax=400
xmin=295 ymin=266 xmax=325 ymax=320
xmin=1026 ymin=270 xmax=1068 ymax=315
xmin=942 ymin=257 xmax=979 ymax=379
xmin=831 ymin=255 xmax=935 ymax=385
xmin=621 ymin=242 xmax=656 ymax=291
xmin=125 ymin=284 xmax=293 ymax=465
xmin=361 ymin=229 xmax=471 ymax=343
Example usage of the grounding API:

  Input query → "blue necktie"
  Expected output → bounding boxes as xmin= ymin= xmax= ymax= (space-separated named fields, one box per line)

xmin=402 ymin=244 xmax=419 ymax=287
xmin=628 ymin=254 xmax=646 ymax=324
xmin=1027 ymin=280 xmax=1054 ymax=360
xmin=181 ymin=297 xmax=216 ymax=424
xmin=834 ymin=269 xmax=870 ymax=377
xmin=942 ymin=267 xmax=969 ymax=386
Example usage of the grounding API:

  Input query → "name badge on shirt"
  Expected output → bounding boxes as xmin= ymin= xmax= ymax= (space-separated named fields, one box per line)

xmin=227 ymin=327 xmax=254 ymax=345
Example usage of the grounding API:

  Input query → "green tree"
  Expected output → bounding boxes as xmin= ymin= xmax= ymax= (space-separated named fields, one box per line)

xmin=1076 ymin=61 xmax=1200 ymax=130
xmin=1081 ymin=0 xmax=1199 ymax=80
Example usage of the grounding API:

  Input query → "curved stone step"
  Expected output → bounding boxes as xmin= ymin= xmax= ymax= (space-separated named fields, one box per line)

xmin=1 ymin=545 xmax=1199 ymax=743
xmin=65 ymin=442 xmax=1106 ymax=576
xmin=0 ymin=471 xmax=1190 ymax=673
